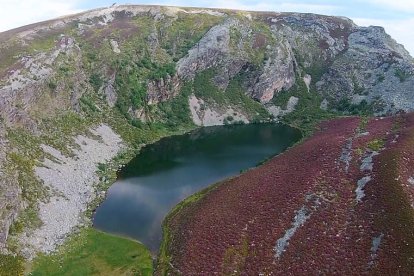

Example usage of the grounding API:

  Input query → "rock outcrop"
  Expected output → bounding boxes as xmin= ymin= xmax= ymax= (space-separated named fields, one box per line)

xmin=317 ymin=26 xmax=414 ymax=113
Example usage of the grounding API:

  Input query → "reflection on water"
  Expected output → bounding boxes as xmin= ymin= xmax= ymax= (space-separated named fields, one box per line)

xmin=93 ymin=123 xmax=301 ymax=252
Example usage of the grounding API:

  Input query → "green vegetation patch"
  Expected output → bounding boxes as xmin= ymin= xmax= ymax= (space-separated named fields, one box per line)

xmin=221 ymin=234 xmax=249 ymax=275
xmin=6 ymin=129 xmax=47 ymax=233
xmin=334 ymin=98 xmax=375 ymax=116
xmin=273 ymin=78 xmax=335 ymax=136
xmin=157 ymin=82 xmax=194 ymax=128
xmin=38 ymin=112 xmax=95 ymax=155
xmin=0 ymin=254 xmax=24 ymax=276
xmin=225 ymin=75 xmax=270 ymax=121
xmin=193 ymin=69 xmax=270 ymax=122
xmin=28 ymin=35 xmax=57 ymax=53
xmin=367 ymin=139 xmax=385 ymax=152
xmin=193 ymin=69 xmax=226 ymax=105
xmin=31 ymin=228 xmax=153 ymax=276
xmin=394 ymin=68 xmax=411 ymax=83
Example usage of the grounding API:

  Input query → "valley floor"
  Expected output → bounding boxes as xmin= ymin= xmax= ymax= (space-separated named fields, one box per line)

xmin=158 ymin=114 xmax=414 ymax=274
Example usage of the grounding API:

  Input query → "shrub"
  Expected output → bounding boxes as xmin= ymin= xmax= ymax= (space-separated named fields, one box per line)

xmin=48 ymin=81 xmax=57 ymax=91
xmin=80 ymin=96 xmax=99 ymax=113
xmin=394 ymin=68 xmax=410 ymax=82
xmin=89 ymin=73 xmax=103 ymax=92
xmin=377 ymin=74 xmax=385 ymax=83
xmin=367 ymin=139 xmax=385 ymax=151
xmin=335 ymin=98 xmax=373 ymax=116
xmin=158 ymin=82 xmax=193 ymax=128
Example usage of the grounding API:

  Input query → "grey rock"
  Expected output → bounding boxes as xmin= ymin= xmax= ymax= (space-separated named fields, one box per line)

xmin=316 ymin=25 xmax=414 ymax=113
xmin=102 ymin=75 xmax=117 ymax=108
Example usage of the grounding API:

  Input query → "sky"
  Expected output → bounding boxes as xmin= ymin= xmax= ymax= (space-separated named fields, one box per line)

xmin=0 ymin=0 xmax=413 ymax=55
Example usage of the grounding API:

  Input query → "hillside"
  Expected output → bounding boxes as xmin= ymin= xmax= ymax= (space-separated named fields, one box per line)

xmin=0 ymin=4 xmax=413 ymax=274
xmin=159 ymin=115 xmax=414 ymax=274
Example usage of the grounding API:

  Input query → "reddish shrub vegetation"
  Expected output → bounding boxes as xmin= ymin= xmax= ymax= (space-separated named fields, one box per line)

xmin=160 ymin=116 xmax=414 ymax=275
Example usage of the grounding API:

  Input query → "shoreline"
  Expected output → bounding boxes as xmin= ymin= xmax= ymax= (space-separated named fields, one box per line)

xmin=19 ymin=124 xmax=124 ymax=259
xmin=22 ymin=123 xmax=198 ymax=264
xmin=156 ymin=114 xmax=414 ymax=274
xmin=22 ymin=120 xmax=299 ymax=271
xmin=156 ymin=120 xmax=309 ymax=273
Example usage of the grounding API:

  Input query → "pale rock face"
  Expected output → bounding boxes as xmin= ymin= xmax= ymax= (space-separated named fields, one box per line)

xmin=110 ymin=39 xmax=121 ymax=54
xmin=303 ymin=74 xmax=312 ymax=92
xmin=189 ymin=95 xmax=203 ymax=126
xmin=177 ymin=19 xmax=234 ymax=80
xmin=0 ymin=35 xmax=78 ymax=127
xmin=320 ymin=99 xmax=329 ymax=111
xmin=352 ymin=94 xmax=367 ymax=105
xmin=316 ymin=26 xmax=414 ymax=113
xmin=267 ymin=105 xmax=283 ymax=118
xmin=286 ymin=96 xmax=299 ymax=112
xmin=19 ymin=124 xmax=123 ymax=259
xmin=102 ymin=75 xmax=117 ymax=107
xmin=267 ymin=96 xmax=299 ymax=119
xmin=135 ymin=108 xmax=147 ymax=122
xmin=251 ymin=39 xmax=296 ymax=104
xmin=188 ymin=95 xmax=249 ymax=126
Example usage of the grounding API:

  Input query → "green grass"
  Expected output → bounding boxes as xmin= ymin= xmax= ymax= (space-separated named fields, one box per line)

xmin=226 ymin=75 xmax=270 ymax=120
xmin=0 ymin=254 xmax=24 ymax=276
xmin=394 ymin=68 xmax=411 ymax=82
xmin=193 ymin=69 xmax=226 ymax=105
xmin=28 ymin=35 xmax=57 ymax=53
xmin=273 ymin=78 xmax=335 ymax=136
xmin=222 ymin=234 xmax=249 ymax=275
xmin=31 ymin=228 xmax=153 ymax=276
xmin=358 ymin=116 xmax=369 ymax=131
xmin=157 ymin=82 xmax=194 ymax=128
xmin=367 ymin=139 xmax=385 ymax=151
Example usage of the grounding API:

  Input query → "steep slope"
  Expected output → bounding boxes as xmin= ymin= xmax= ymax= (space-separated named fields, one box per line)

xmin=159 ymin=114 xmax=414 ymax=274
xmin=0 ymin=4 xmax=413 ymax=273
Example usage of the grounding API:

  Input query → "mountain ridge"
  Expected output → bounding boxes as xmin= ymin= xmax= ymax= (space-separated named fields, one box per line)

xmin=0 ymin=4 xmax=414 ymax=274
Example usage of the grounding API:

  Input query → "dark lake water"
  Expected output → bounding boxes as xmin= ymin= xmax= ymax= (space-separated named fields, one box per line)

xmin=93 ymin=123 xmax=301 ymax=252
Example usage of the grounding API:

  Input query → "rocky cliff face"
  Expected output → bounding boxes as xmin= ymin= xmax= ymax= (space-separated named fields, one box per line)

xmin=0 ymin=4 xmax=413 ymax=259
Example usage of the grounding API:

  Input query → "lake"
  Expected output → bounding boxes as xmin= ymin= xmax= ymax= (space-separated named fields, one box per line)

xmin=93 ymin=123 xmax=301 ymax=252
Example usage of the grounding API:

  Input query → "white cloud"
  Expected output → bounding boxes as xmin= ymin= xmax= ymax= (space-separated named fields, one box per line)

xmin=269 ymin=3 xmax=339 ymax=14
xmin=353 ymin=17 xmax=414 ymax=56
xmin=0 ymin=0 xmax=83 ymax=32
xmin=164 ymin=0 xmax=337 ymax=14
xmin=364 ymin=0 xmax=414 ymax=12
